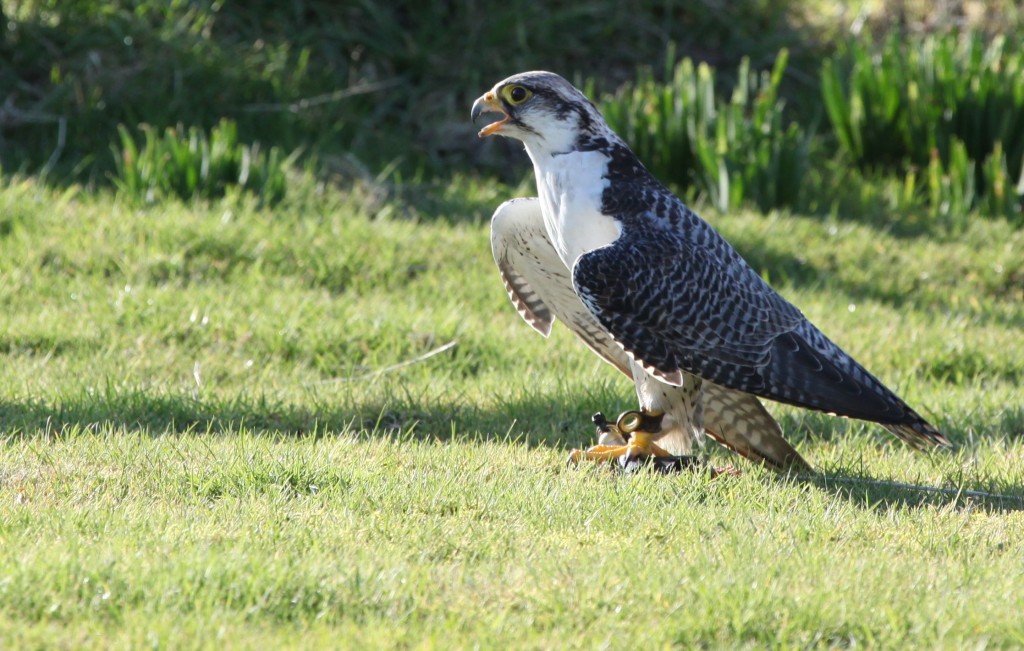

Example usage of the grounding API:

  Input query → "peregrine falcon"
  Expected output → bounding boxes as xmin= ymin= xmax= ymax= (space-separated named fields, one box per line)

xmin=471 ymin=71 xmax=950 ymax=472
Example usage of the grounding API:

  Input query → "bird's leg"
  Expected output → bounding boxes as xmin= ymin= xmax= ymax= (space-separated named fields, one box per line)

xmin=581 ymin=412 xmax=627 ymax=449
xmin=564 ymin=413 xmax=631 ymax=461
xmin=567 ymin=410 xmax=705 ymax=473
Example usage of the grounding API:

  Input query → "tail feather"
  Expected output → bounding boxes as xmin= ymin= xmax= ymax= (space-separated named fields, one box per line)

xmin=881 ymin=413 xmax=951 ymax=450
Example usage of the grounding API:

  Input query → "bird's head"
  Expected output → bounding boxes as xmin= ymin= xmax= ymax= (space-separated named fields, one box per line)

xmin=471 ymin=71 xmax=606 ymax=155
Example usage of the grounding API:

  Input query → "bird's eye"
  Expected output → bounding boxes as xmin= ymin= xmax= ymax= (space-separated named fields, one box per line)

xmin=503 ymin=85 xmax=532 ymax=105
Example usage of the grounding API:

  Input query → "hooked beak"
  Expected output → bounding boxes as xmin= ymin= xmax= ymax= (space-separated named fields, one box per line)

xmin=471 ymin=91 xmax=509 ymax=138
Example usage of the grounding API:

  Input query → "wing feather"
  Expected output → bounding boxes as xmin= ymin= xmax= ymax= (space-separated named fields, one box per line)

xmin=491 ymin=198 xmax=629 ymax=371
xmin=572 ymin=217 xmax=948 ymax=448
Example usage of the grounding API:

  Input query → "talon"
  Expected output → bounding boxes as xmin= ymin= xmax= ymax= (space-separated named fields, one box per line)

xmin=567 ymin=448 xmax=583 ymax=466
xmin=710 ymin=465 xmax=742 ymax=478
xmin=568 ymin=409 xmax=676 ymax=469
xmin=620 ymin=453 xmax=704 ymax=474
xmin=568 ymin=443 xmax=635 ymax=466
xmin=570 ymin=408 xmax=726 ymax=475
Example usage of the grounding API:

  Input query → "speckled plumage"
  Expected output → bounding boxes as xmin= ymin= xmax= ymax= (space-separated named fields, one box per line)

xmin=490 ymin=198 xmax=808 ymax=468
xmin=475 ymin=71 xmax=949 ymax=463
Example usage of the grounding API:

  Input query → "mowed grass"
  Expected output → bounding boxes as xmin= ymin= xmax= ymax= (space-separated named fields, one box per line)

xmin=2 ymin=174 xmax=1024 ymax=648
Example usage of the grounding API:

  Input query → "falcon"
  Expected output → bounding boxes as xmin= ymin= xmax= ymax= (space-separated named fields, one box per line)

xmin=471 ymin=71 xmax=950 ymax=472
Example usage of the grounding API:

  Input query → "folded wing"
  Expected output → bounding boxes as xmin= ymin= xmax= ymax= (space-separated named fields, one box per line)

xmin=491 ymin=198 xmax=810 ymax=469
xmin=572 ymin=220 xmax=948 ymax=449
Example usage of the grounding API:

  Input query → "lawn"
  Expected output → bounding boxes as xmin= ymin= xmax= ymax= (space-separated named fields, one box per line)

xmin=1 ymin=172 xmax=1023 ymax=649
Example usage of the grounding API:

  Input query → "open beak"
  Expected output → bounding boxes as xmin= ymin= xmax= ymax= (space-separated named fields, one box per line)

xmin=471 ymin=91 xmax=509 ymax=138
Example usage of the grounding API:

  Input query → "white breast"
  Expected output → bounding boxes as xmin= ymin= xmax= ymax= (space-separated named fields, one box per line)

xmin=528 ymin=148 xmax=622 ymax=269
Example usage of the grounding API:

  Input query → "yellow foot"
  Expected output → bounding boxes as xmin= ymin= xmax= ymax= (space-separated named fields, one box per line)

xmin=568 ymin=410 xmax=701 ymax=473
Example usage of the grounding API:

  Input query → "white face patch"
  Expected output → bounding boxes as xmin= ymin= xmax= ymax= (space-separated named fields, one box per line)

xmin=515 ymin=108 xmax=586 ymax=155
xmin=479 ymin=74 xmax=623 ymax=267
xmin=481 ymin=71 xmax=600 ymax=156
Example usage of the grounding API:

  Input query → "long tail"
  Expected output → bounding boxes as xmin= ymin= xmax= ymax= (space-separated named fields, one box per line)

xmin=881 ymin=410 xmax=951 ymax=450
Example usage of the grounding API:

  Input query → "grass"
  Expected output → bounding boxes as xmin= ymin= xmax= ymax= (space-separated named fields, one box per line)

xmin=3 ymin=3 xmax=1023 ymax=647
xmin=0 ymin=0 xmax=816 ymax=181
xmin=2 ymin=172 xmax=1023 ymax=648
xmin=5 ymin=431 xmax=1023 ymax=648
xmin=112 ymin=120 xmax=290 ymax=205
xmin=6 ymin=2 xmax=1023 ymax=227
xmin=597 ymin=49 xmax=810 ymax=212
xmin=820 ymin=31 xmax=1024 ymax=221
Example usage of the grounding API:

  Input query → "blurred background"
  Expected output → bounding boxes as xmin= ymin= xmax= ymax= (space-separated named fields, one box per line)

xmin=1 ymin=0 xmax=1022 ymax=224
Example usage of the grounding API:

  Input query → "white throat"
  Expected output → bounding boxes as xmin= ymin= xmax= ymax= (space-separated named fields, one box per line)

xmin=524 ymin=144 xmax=622 ymax=270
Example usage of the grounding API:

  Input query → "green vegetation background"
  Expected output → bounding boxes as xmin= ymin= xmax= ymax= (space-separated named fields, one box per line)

xmin=0 ymin=0 xmax=809 ymax=171
xmin=2 ymin=1 xmax=1024 ymax=648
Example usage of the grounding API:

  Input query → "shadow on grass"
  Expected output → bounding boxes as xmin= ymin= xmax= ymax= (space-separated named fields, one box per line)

xmin=775 ymin=407 xmax=1024 ymax=513
xmin=0 ymin=384 xmax=626 ymax=450
xmin=0 ymin=392 xmax=437 ymax=441
xmin=2 ymin=383 xmax=1019 ymax=446
xmin=799 ymin=473 xmax=1024 ymax=514
xmin=3 ymin=387 xmax=1021 ymax=512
